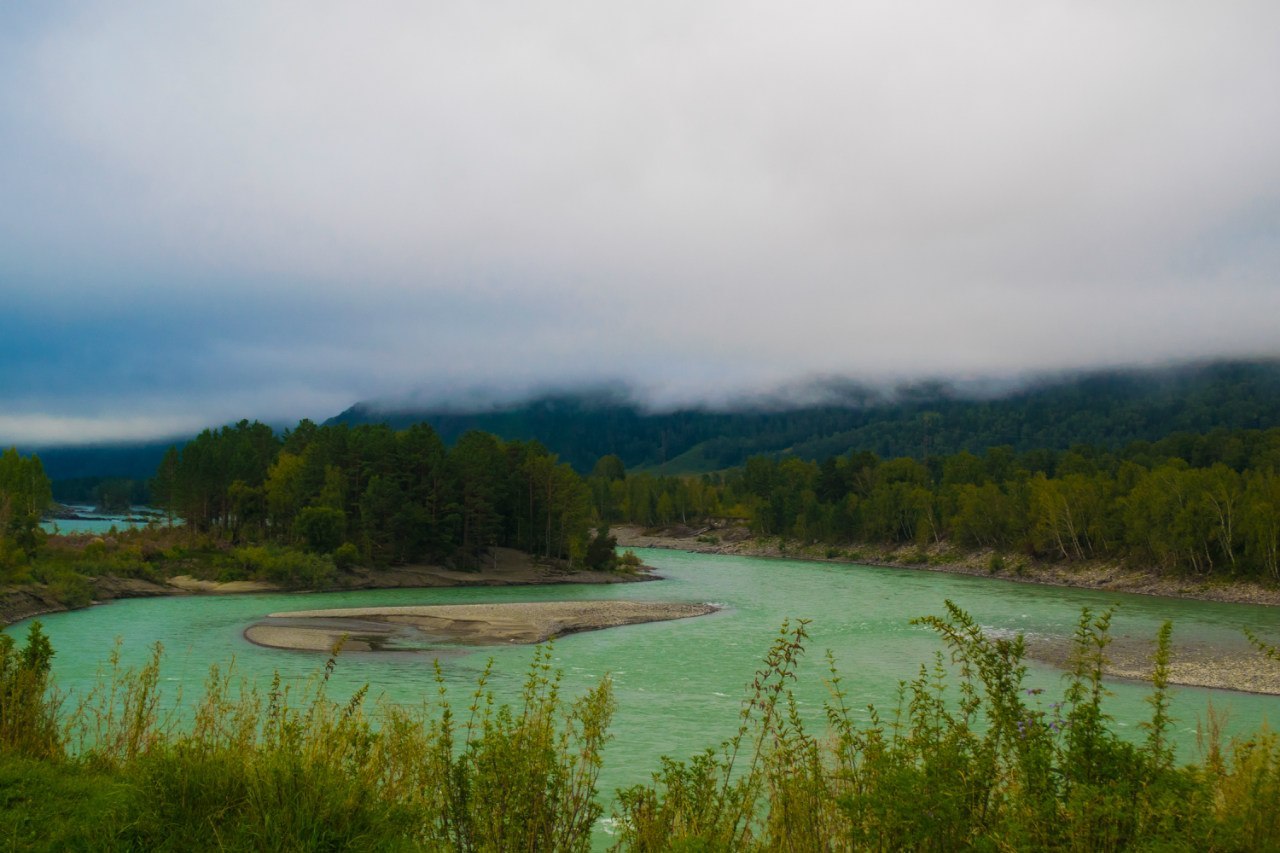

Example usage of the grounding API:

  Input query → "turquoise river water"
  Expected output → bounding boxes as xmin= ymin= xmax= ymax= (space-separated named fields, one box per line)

xmin=10 ymin=548 xmax=1280 ymax=839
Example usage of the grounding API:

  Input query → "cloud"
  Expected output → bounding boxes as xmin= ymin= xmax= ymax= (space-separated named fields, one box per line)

xmin=0 ymin=414 xmax=201 ymax=448
xmin=1 ymin=1 xmax=1278 ymax=442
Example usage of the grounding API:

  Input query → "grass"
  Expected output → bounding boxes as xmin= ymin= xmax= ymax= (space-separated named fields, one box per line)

xmin=3 ymin=609 xmax=1280 ymax=850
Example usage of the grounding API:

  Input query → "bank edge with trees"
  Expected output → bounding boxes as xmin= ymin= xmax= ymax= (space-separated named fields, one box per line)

xmin=590 ymin=427 xmax=1280 ymax=582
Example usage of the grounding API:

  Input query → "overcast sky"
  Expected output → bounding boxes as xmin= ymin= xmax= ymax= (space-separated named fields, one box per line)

xmin=3 ymin=1 xmax=1279 ymax=445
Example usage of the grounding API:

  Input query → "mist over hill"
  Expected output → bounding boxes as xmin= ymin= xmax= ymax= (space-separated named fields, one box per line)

xmin=327 ymin=359 xmax=1280 ymax=474
xmin=20 ymin=358 xmax=1280 ymax=493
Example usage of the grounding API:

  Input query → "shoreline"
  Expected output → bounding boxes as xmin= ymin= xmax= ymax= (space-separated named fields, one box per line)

xmin=0 ymin=547 xmax=658 ymax=628
xmin=613 ymin=524 xmax=1280 ymax=608
xmin=243 ymin=600 xmax=718 ymax=651
xmin=615 ymin=524 xmax=1280 ymax=696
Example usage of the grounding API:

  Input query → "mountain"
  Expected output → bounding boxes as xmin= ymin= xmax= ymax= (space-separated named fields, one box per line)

xmin=326 ymin=359 xmax=1280 ymax=474
xmin=21 ymin=440 xmax=183 ymax=502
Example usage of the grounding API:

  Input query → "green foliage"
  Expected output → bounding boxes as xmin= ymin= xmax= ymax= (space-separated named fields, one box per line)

xmin=0 ymin=447 xmax=52 ymax=563
xmin=9 ymin=612 xmax=1280 ymax=848
xmin=153 ymin=419 xmax=597 ymax=573
xmin=294 ymin=505 xmax=346 ymax=553
xmin=0 ymin=755 xmax=136 ymax=849
xmin=7 ymin=637 xmax=613 ymax=852
xmin=604 ymin=424 xmax=1280 ymax=584
xmin=333 ymin=541 xmax=361 ymax=570
xmin=229 ymin=545 xmax=335 ymax=588
xmin=0 ymin=622 xmax=60 ymax=759
xmin=332 ymin=359 xmax=1280 ymax=473
xmin=612 ymin=604 xmax=1274 ymax=851
xmin=584 ymin=525 xmax=618 ymax=571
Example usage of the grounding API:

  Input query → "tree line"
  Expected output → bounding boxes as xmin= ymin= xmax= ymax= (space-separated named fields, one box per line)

xmin=148 ymin=419 xmax=611 ymax=569
xmin=0 ymin=447 xmax=52 ymax=568
xmin=593 ymin=427 xmax=1280 ymax=580
xmin=331 ymin=359 xmax=1280 ymax=473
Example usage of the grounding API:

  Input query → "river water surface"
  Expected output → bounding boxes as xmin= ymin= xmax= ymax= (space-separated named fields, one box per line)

xmin=11 ymin=548 xmax=1280 ymax=826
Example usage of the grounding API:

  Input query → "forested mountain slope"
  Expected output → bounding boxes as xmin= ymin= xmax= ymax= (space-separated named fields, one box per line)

xmin=329 ymin=359 xmax=1280 ymax=473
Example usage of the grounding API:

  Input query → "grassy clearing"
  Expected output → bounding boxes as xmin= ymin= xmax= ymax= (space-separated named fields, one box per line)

xmin=3 ymin=607 xmax=1280 ymax=850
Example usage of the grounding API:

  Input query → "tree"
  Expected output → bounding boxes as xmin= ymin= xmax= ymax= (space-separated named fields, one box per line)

xmin=0 ymin=448 xmax=51 ymax=558
xmin=264 ymin=452 xmax=308 ymax=538
xmin=294 ymin=505 xmax=346 ymax=553
xmin=150 ymin=447 xmax=181 ymax=526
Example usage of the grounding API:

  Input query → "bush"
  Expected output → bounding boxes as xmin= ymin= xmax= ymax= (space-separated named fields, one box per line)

xmin=617 ymin=550 xmax=643 ymax=573
xmin=333 ymin=542 xmax=360 ymax=571
xmin=0 ymin=622 xmax=60 ymax=759
xmin=229 ymin=545 xmax=335 ymax=588
xmin=39 ymin=568 xmax=94 ymax=608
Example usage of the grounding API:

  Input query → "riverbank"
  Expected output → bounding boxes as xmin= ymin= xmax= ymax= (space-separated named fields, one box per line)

xmin=0 ymin=547 xmax=656 ymax=628
xmin=615 ymin=523 xmax=1280 ymax=695
xmin=244 ymin=600 xmax=718 ymax=651
xmin=614 ymin=524 xmax=1280 ymax=606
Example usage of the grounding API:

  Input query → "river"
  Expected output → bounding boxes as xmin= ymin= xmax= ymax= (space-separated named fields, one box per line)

xmin=9 ymin=548 xmax=1280 ymax=830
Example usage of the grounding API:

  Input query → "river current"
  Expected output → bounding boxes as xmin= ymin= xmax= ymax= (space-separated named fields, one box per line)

xmin=10 ymin=548 xmax=1280 ymax=813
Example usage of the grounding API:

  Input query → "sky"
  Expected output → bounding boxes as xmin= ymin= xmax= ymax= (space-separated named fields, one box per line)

xmin=2 ymin=1 xmax=1279 ymax=445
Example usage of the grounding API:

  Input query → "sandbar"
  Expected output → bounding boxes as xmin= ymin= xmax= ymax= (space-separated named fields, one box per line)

xmin=244 ymin=600 xmax=718 ymax=651
xmin=1022 ymin=633 xmax=1280 ymax=695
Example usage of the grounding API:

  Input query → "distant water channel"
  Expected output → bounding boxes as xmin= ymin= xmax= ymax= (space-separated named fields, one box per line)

xmin=41 ymin=505 xmax=166 ymax=536
xmin=11 ymin=548 xmax=1280 ymax=830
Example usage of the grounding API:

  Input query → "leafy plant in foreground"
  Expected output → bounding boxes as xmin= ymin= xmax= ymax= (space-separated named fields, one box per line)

xmin=611 ymin=603 xmax=1258 ymax=851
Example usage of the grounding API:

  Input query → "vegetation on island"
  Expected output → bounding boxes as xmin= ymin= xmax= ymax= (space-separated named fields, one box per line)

xmin=148 ymin=419 xmax=615 ymax=571
xmin=1 ymin=422 xmax=630 ymax=617
xmin=4 ymin=606 xmax=1280 ymax=850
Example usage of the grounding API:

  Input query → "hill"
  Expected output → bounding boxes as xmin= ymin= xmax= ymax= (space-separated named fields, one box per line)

xmin=327 ymin=359 xmax=1280 ymax=473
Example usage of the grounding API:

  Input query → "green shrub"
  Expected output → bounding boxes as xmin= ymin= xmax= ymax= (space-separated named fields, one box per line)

xmin=229 ymin=545 xmax=335 ymax=588
xmin=42 ymin=568 xmax=94 ymax=608
xmin=617 ymin=550 xmax=643 ymax=573
xmin=0 ymin=622 xmax=61 ymax=759
xmin=333 ymin=542 xmax=360 ymax=571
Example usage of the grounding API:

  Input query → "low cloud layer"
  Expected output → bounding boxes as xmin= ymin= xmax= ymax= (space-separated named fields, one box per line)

xmin=2 ymin=2 xmax=1278 ymax=444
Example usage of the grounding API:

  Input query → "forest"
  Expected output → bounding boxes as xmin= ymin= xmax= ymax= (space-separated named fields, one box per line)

xmin=331 ymin=359 xmax=1280 ymax=473
xmin=29 ymin=359 xmax=1280 ymax=505
xmin=589 ymin=426 xmax=1280 ymax=581
xmin=148 ymin=419 xmax=608 ymax=570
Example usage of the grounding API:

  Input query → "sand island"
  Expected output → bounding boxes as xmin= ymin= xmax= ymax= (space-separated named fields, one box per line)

xmin=244 ymin=600 xmax=718 ymax=651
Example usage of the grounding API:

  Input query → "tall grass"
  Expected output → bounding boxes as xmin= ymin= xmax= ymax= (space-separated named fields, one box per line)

xmin=3 ymin=607 xmax=1280 ymax=849
xmin=1 ymin=628 xmax=613 ymax=851
xmin=612 ymin=603 xmax=1280 ymax=851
